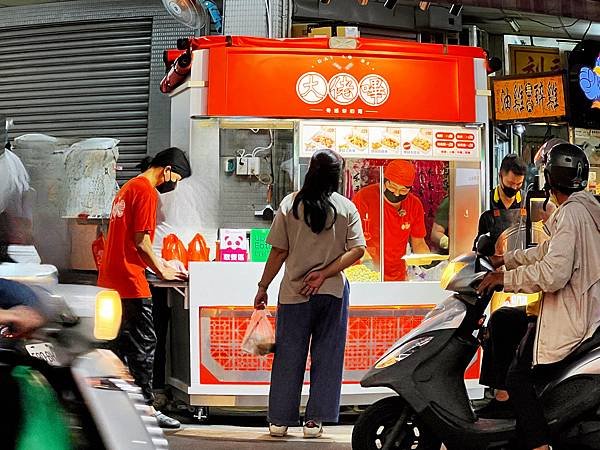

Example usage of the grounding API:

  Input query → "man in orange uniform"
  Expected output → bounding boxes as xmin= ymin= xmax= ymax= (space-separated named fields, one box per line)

xmin=98 ymin=147 xmax=190 ymax=428
xmin=353 ymin=159 xmax=430 ymax=281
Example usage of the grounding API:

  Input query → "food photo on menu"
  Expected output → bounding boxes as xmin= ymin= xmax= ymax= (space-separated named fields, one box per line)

xmin=303 ymin=125 xmax=336 ymax=153
xmin=338 ymin=126 xmax=369 ymax=154
xmin=401 ymin=128 xmax=434 ymax=156
xmin=370 ymin=127 xmax=402 ymax=154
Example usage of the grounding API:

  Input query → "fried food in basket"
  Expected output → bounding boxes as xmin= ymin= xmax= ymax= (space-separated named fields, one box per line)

xmin=345 ymin=264 xmax=380 ymax=282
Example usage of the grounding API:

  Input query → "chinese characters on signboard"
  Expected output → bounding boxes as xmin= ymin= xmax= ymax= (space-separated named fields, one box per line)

xmin=296 ymin=72 xmax=391 ymax=108
xmin=493 ymin=74 xmax=566 ymax=122
xmin=509 ymin=45 xmax=562 ymax=75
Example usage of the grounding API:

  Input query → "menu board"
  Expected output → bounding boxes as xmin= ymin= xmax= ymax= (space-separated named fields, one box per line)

xmin=299 ymin=121 xmax=480 ymax=161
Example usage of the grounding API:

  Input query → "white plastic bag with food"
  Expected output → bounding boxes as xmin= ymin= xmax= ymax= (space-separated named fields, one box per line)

xmin=407 ymin=260 xmax=449 ymax=282
xmin=241 ymin=309 xmax=275 ymax=356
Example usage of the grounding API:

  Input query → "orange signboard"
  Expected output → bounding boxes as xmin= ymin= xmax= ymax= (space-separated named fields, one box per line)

xmin=493 ymin=73 xmax=567 ymax=122
xmin=178 ymin=36 xmax=486 ymax=123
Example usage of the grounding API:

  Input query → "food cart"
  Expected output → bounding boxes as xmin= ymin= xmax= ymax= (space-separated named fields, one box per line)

xmin=160 ymin=36 xmax=490 ymax=418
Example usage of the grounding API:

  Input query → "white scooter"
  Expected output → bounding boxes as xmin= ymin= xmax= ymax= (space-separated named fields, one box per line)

xmin=0 ymin=266 xmax=169 ymax=450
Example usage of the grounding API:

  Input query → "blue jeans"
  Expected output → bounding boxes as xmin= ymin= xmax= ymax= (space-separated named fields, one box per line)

xmin=268 ymin=282 xmax=349 ymax=426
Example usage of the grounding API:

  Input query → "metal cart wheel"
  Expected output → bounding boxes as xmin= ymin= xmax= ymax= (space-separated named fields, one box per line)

xmin=193 ymin=406 xmax=209 ymax=423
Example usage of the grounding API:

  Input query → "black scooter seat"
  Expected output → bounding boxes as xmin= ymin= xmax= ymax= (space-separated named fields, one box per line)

xmin=472 ymin=418 xmax=515 ymax=433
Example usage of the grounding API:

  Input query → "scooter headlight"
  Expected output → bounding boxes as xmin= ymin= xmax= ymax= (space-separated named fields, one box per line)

xmin=440 ymin=261 xmax=468 ymax=290
xmin=374 ymin=336 xmax=434 ymax=369
xmin=94 ymin=290 xmax=122 ymax=340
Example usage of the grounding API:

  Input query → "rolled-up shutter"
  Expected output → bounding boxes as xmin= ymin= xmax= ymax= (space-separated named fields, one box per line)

xmin=0 ymin=18 xmax=152 ymax=182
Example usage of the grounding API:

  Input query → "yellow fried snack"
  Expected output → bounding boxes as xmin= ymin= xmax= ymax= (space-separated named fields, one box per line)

xmin=344 ymin=264 xmax=380 ymax=282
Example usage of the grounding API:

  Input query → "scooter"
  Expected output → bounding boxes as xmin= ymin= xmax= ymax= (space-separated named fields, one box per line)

xmin=352 ymin=235 xmax=600 ymax=450
xmin=0 ymin=285 xmax=169 ymax=450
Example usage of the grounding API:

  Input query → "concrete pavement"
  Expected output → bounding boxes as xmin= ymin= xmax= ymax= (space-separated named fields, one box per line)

xmin=165 ymin=424 xmax=353 ymax=449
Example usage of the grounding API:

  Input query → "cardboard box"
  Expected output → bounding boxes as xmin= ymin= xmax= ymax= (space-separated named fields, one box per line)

xmin=308 ymin=26 xmax=333 ymax=38
xmin=291 ymin=24 xmax=310 ymax=38
xmin=336 ymin=26 xmax=360 ymax=38
xmin=69 ymin=221 xmax=98 ymax=271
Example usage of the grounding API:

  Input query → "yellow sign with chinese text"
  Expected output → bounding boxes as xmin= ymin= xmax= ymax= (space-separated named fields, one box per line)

xmin=509 ymin=45 xmax=562 ymax=75
xmin=493 ymin=74 xmax=566 ymax=122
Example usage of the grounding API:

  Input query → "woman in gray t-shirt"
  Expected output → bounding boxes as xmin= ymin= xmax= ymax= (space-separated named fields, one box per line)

xmin=254 ymin=149 xmax=366 ymax=439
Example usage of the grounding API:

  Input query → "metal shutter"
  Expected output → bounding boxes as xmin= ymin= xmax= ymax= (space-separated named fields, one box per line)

xmin=0 ymin=18 xmax=152 ymax=182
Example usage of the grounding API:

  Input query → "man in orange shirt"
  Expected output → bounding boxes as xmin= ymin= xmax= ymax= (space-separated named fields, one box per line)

xmin=98 ymin=147 xmax=190 ymax=428
xmin=353 ymin=159 xmax=430 ymax=281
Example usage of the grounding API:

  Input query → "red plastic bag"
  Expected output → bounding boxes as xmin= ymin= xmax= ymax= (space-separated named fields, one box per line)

xmin=161 ymin=234 xmax=175 ymax=260
xmin=162 ymin=234 xmax=188 ymax=268
xmin=241 ymin=310 xmax=275 ymax=356
xmin=187 ymin=233 xmax=210 ymax=262
xmin=91 ymin=233 xmax=106 ymax=271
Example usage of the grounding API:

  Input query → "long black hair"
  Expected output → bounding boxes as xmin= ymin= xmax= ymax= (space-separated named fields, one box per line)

xmin=292 ymin=149 xmax=343 ymax=234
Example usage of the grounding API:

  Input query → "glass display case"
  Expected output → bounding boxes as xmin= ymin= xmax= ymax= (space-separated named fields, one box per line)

xmin=214 ymin=119 xmax=482 ymax=283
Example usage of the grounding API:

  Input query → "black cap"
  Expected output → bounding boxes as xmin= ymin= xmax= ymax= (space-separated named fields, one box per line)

xmin=148 ymin=147 xmax=192 ymax=179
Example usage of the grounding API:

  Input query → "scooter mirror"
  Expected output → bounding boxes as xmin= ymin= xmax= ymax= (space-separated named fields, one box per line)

xmin=476 ymin=233 xmax=495 ymax=257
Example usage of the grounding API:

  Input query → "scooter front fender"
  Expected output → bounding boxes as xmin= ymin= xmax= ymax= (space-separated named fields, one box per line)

xmin=361 ymin=329 xmax=457 ymax=413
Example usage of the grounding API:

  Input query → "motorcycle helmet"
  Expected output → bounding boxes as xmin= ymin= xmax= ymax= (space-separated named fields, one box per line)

xmin=535 ymin=139 xmax=589 ymax=209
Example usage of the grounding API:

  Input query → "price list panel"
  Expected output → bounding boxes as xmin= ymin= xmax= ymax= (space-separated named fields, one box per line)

xmin=299 ymin=121 xmax=481 ymax=162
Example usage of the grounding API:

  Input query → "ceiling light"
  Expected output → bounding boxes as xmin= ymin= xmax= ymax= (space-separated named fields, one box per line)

xmin=418 ymin=1 xmax=431 ymax=11
xmin=357 ymin=0 xmax=369 ymax=4
xmin=507 ymin=17 xmax=521 ymax=33
xmin=384 ymin=0 xmax=398 ymax=9
xmin=449 ymin=3 xmax=463 ymax=16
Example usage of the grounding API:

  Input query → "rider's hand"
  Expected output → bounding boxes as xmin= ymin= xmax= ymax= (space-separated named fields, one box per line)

xmin=477 ymin=272 xmax=504 ymax=295
xmin=0 ymin=306 xmax=46 ymax=337
xmin=490 ymin=255 xmax=505 ymax=269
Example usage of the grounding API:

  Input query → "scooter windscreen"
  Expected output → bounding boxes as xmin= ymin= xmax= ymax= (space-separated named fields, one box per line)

xmin=441 ymin=253 xmax=489 ymax=295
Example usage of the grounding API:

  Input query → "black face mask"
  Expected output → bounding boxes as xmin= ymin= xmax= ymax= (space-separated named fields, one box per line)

xmin=157 ymin=180 xmax=177 ymax=194
xmin=500 ymin=184 xmax=519 ymax=199
xmin=157 ymin=169 xmax=178 ymax=194
xmin=384 ymin=189 xmax=408 ymax=203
